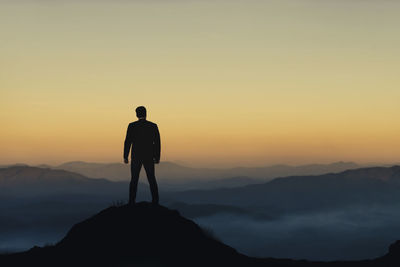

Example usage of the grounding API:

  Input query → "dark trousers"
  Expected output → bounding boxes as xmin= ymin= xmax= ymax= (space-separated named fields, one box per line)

xmin=129 ymin=158 xmax=159 ymax=204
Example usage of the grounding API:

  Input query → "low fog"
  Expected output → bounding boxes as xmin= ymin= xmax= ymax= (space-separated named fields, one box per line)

xmin=2 ymin=204 xmax=400 ymax=260
xmin=195 ymin=205 xmax=400 ymax=261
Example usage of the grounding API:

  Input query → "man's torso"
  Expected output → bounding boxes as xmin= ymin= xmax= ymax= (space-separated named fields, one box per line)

xmin=128 ymin=120 xmax=157 ymax=160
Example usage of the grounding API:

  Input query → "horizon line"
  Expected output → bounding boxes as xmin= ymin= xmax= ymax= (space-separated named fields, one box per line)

xmin=2 ymin=160 xmax=400 ymax=170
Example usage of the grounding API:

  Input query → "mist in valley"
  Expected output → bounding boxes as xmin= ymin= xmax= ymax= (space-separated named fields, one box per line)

xmin=196 ymin=205 xmax=400 ymax=261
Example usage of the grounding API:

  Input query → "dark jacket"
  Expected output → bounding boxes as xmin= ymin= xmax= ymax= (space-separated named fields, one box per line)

xmin=124 ymin=119 xmax=161 ymax=161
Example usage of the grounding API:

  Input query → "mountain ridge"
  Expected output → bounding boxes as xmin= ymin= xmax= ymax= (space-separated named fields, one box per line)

xmin=43 ymin=160 xmax=363 ymax=182
xmin=0 ymin=166 xmax=127 ymax=197
xmin=170 ymin=165 xmax=400 ymax=213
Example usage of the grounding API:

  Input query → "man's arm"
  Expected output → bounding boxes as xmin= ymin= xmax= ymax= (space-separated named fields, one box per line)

xmin=123 ymin=124 xmax=133 ymax=163
xmin=153 ymin=124 xmax=161 ymax=164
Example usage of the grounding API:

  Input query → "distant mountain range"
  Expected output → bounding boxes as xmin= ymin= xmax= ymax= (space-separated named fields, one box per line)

xmin=53 ymin=160 xmax=362 ymax=181
xmin=3 ymin=165 xmax=400 ymax=214
xmin=0 ymin=166 xmax=256 ymax=220
xmin=0 ymin=166 xmax=127 ymax=197
xmin=169 ymin=165 xmax=400 ymax=214
xmin=2 ymin=161 xmax=368 ymax=191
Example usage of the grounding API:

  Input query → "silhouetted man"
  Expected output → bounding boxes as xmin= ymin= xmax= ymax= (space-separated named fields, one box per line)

xmin=124 ymin=106 xmax=160 ymax=205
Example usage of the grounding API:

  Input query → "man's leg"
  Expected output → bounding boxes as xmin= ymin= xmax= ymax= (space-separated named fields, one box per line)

xmin=129 ymin=159 xmax=142 ymax=205
xmin=143 ymin=160 xmax=159 ymax=204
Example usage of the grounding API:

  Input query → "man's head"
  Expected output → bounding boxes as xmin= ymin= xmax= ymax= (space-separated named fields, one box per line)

xmin=136 ymin=106 xmax=147 ymax=119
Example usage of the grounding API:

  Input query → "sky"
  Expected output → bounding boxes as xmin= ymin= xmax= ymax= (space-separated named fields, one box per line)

xmin=1 ymin=0 xmax=400 ymax=167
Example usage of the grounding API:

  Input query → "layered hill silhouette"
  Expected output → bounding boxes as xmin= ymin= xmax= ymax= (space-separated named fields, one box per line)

xmin=2 ymin=202 xmax=400 ymax=267
xmin=172 ymin=166 xmax=400 ymax=213
xmin=0 ymin=166 xmax=128 ymax=197
xmin=42 ymin=160 xmax=362 ymax=186
xmin=3 ymin=165 xmax=400 ymax=220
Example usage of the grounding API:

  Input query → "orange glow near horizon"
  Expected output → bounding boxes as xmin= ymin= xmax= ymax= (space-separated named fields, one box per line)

xmin=1 ymin=0 xmax=400 ymax=167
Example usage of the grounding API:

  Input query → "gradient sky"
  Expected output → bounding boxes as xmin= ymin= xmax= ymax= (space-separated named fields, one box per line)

xmin=1 ymin=0 xmax=399 ymax=167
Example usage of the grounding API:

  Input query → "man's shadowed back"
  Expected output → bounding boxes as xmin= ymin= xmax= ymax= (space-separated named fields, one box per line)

xmin=124 ymin=106 xmax=161 ymax=205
